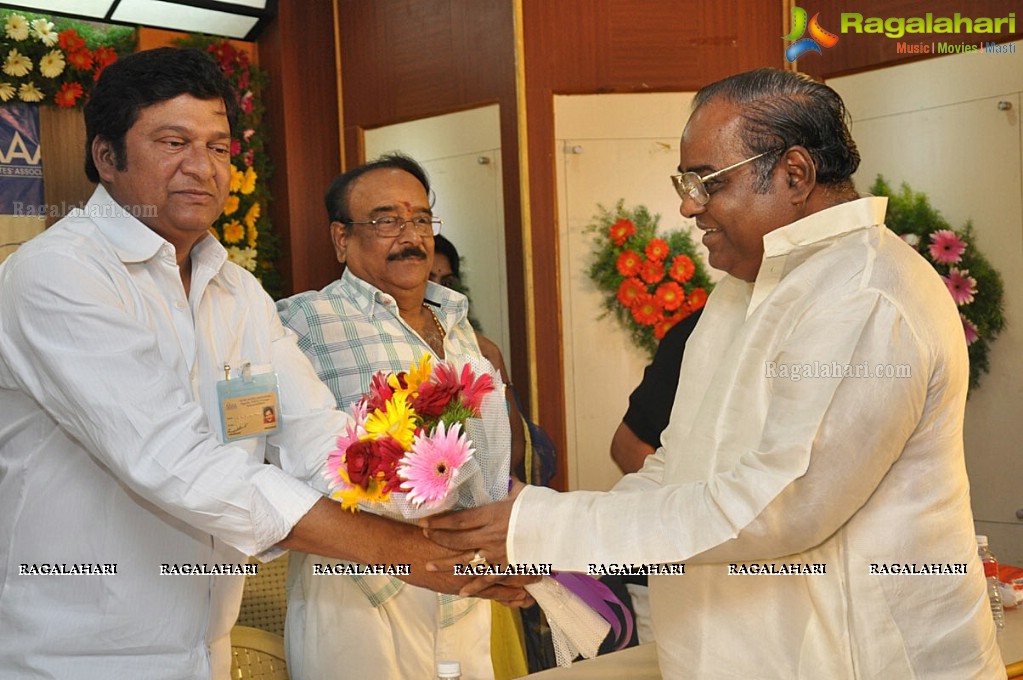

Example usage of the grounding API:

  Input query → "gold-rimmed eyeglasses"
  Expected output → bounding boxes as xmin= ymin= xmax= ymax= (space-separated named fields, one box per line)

xmin=345 ymin=215 xmax=442 ymax=238
xmin=670 ymin=149 xmax=777 ymax=206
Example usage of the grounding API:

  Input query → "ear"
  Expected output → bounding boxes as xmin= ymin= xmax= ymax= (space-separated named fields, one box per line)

xmin=91 ymin=136 xmax=119 ymax=183
xmin=330 ymin=221 xmax=349 ymax=264
xmin=778 ymin=145 xmax=816 ymax=205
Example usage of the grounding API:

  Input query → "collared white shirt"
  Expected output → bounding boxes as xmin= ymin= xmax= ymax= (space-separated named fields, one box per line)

xmin=0 ymin=186 xmax=341 ymax=679
xmin=509 ymin=197 xmax=1004 ymax=678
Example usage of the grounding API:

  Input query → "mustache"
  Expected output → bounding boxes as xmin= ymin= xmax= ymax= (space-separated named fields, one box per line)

xmin=387 ymin=247 xmax=428 ymax=262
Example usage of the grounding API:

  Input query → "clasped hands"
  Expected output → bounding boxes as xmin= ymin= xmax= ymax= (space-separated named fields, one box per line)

xmin=418 ymin=480 xmax=536 ymax=607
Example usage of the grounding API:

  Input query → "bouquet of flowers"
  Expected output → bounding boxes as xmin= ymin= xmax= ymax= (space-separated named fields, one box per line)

xmin=587 ymin=199 xmax=714 ymax=358
xmin=324 ymin=353 xmax=510 ymax=519
xmin=871 ymin=176 xmax=1005 ymax=391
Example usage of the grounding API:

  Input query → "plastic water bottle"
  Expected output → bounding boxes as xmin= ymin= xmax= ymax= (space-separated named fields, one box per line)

xmin=437 ymin=660 xmax=462 ymax=679
xmin=976 ymin=535 xmax=1005 ymax=630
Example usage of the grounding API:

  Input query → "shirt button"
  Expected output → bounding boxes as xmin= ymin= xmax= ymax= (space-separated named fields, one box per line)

xmin=175 ymin=300 xmax=187 ymax=310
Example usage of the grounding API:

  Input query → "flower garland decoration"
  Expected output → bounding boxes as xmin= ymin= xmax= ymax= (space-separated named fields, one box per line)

xmin=871 ymin=176 xmax=1005 ymax=391
xmin=325 ymin=354 xmax=495 ymax=512
xmin=1 ymin=11 xmax=134 ymax=107
xmin=587 ymin=200 xmax=714 ymax=358
xmin=175 ymin=35 xmax=282 ymax=298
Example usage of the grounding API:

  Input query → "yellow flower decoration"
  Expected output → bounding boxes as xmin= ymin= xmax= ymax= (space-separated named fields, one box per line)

xmin=18 ymin=81 xmax=43 ymax=102
xmin=5 ymin=15 xmax=29 ymax=42
xmin=243 ymin=201 xmax=260 ymax=229
xmin=240 ymin=166 xmax=258 ymax=195
xmin=387 ymin=353 xmax=432 ymax=404
xmin=222 ymin=194 xmax=240 ymax=216
xmin=0 ymin=82 xmax=14 ymax=102
xmin=364 ymin=393 xmax=417 ymax=449
xmin=222 ymin=219 xmax=244 ymax=243
xmin=330 ymin=468 xmax=391 ymax=511
xmin=246 ymin=221 xmax=258 ymax=249
xmin=229 ymin=164 xmax=243 ymax=193
xmin=39 ymin=50 xmax=64 ymax=78
xmin=4 ymin=48 xmax=32 ymax=77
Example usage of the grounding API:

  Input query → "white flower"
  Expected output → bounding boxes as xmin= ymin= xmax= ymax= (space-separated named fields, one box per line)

xmin=18 ymin=81 xmax=44 ymax=102
xmin=0 ymin=82 xmax=15 ymax=102
xmin=5 ymin=14 xmax=29 ymax=41
xmin=3 ymin=48 xmax=32 ymax=77
xmin=226 ymin=246 xmax=258 ymax=271
xmin=899 ymin=233 xmax=920 ymax=247
xmin=30 ymin=18 xmax=57 ymax=47
xmin=39 ymin=50 xmax=65 ymax=78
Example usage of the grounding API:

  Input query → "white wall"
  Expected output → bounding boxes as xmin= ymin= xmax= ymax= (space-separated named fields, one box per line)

xmin=829 ymin=41 xmax=1023 ymax=566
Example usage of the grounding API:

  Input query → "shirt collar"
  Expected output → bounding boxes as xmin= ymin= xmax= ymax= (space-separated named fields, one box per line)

xmin=748 ymin=196 xmax=888 ymax=317
xmin=340 ymin=268 xmax=470 ymax=324
xmin=86 ymin=184 xmax=227 ymax=273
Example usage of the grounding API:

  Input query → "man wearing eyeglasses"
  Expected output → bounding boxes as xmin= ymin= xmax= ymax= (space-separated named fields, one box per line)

xmin=277 ymin=154 xmax=512 ymax=679
xmin=423 ymin=68 xmax=1003 ymax=677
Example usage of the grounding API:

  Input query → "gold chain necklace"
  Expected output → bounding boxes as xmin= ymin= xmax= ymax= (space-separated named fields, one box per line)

xmin=423 ymin=303 xmax=446 ymax=342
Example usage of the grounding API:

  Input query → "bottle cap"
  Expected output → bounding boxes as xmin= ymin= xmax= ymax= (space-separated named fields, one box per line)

xmin=437 ymin=660 xmax=461 ymax=677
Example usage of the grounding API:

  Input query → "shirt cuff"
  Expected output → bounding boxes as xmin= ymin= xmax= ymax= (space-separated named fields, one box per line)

xmin=250 ymin=465 xmax=323 ymax=560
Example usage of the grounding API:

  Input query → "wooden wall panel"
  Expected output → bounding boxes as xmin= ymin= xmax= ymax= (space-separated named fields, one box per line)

xmin=792 ymin=0 xmax=1022 ymax=79
xmin=260 ymin=0 xmax=342 ymax=296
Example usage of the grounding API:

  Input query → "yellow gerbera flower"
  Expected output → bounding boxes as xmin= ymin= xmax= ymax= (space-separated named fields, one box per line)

xmin=0 ymin=82 xmax=15 ymax=102
xmin=331 ymin=472 xmax=390 ymax=511
xmin=240 ymin=166 xmax=258 ymax=195
xmin=229 ymin=164 xmax=243 ymax=193
xmin=18 ymin=82 xmax=43 ymax=102
xmin=246 ymin=221 xmax=258 ymax=248
xmin=30 ymin=18 xmax=57 ymax=47
xmin=364 ymin=393 xmax=417 ymax=449
xmin=4 ymin=49 xmax=32 ymax=77
xmin=222 ymin=219 xmax=244 ymax=243
xmin=243 ymin=201 xmax=260 ymax=229
xmin=39 ymin=50 xmax=64 ymax=78
xmin=387 ymin=353 xmax=432 ymax=405
xmin=222 ymin=194 xmax=240 ymax=216
xmin=5 ymin=15 xmax=29 ymax=41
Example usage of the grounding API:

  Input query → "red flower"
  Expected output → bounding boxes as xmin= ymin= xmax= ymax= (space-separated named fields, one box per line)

xmin=616 ymin=277 xmax=645 ymax=308
xmin=59 ymin=29 xmax=86 ymax=52
xmin=654 ymin=281 xmax=684 ymax=311
xmin=639 ymin=258 xmax=665 ymax=284
xmin=230 ymin=138 xmax=242 ymax=157
xmin=653 ymin=317 xmax=676 ymax=340
xmin=630 ymin=294 xmax=663 ymax=326
xmin=669 ymin=254 xmax=695 ymax=283
xmin=93 ymin=46 xmax=118 ymax=69
xmin=372 ymin=437 xmax=406 ymax=492
xmin=240 ymin=91 xmax=254 ymax=114
xmin=343 ymin=440 xmax=376 ymax=487
xmin=364 ymin=372 xmax=394 ymax=412
xmin=67 ymin=48 xmax=94 ymax=71
xmin=616 ymin=250 xmax=642 ymax=277
xmin=645 ymin=238 xmax=669 ymax=262
xmin=54 ymin=82 xmax=84 ymax=109
xmin=237 ymin=69 xmax=251 ymax=92
xmin=412 ymin=380 xmax=459 ymax=419
xmin=688 ymin=287 xmax=708 ymax=310
xmin=609 ymin=219 xmax=635 ymax=246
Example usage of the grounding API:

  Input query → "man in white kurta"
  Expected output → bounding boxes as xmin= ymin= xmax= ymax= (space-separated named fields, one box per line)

xmin=424 ymin=68 xmax=1004 ymax=678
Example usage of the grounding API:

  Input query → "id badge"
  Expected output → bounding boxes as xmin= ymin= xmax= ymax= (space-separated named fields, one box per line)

xmin=216 ymin=362 xmax=282 ymax=442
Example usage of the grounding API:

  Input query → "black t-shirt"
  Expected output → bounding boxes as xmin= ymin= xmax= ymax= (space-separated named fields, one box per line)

xmin=622 ymin=309 xmax=703 ymax=448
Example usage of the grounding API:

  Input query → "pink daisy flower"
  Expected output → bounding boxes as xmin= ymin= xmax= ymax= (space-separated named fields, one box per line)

xmin=961 ymin=314 xmax=979 ymax=346
xmin=398 ymin=421 xmax=473 ymax=508
xmin=942 ymin=268 xmax=977 ymax=306
xmin=324 ymin=402 xmax=368 ymax=490
xmin=928 ymin=229 xmax=967 ymax=264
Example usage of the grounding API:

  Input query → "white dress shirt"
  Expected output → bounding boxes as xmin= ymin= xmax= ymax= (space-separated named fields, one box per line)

xmin=509 ymin=197 xmax=1005 ymax=678
xmin=0 ymin=186 xmax=342 ymax=679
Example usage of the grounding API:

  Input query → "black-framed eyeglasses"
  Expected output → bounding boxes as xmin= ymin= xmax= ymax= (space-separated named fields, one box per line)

xmin=670 ymin=149 xmax=777 ymax=206
xmin=345 ymin=215 xmax=442 ymax=238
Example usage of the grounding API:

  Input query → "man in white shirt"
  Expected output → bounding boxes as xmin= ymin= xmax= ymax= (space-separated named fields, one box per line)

xmin=423 ymin=68 xmax=1005 ymax=678
xmin=0 ymin=47 xmax=527 ymax=680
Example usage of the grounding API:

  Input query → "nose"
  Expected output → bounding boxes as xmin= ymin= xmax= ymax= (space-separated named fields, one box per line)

xmin=679 ymin=193 xmax=706 ymax=219
xmin=180 ymin=143 xmax=217 ymax=180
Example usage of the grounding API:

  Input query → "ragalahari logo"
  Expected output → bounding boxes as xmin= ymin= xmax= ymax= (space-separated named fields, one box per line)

xmin=783 ymin=6 xmax=840 ymax=61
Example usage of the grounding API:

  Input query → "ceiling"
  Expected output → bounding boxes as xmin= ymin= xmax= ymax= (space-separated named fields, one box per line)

xmin=4 ymin=0 xmax=276 ymax=41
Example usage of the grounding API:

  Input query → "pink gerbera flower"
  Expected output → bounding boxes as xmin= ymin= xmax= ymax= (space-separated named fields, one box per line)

xmin=961 ymin=314 xmax=979 ymax=346
xmin=456 ymin=364 xmax=494 ymax=412
xmin=942 ymin=268 xmax=977 ymax=306
xmin=324 ymin=401 xmax=367 ymax=490
xmin=398 ymin=421 xmax=473 ymax=508
xmin=928 ymin=229 xmax=967 ymax=264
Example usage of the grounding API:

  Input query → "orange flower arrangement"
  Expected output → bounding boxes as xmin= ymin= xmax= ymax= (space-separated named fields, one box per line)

xmin=587 ymin=200 xmax=713 ymax=357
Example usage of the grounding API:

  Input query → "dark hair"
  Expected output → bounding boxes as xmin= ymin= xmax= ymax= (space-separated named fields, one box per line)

xmin=324 ymin=153 xmax=432 ymax=225
xmin=84 ymin=47 xmax=239 ymax=183
xmin=692 ymin=68 xmax=860 ymax=192
xmin=432 ymin=234 xmax=461 ymax=279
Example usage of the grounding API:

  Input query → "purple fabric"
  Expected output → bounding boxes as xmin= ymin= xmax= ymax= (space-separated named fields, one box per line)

xmin=551 ymin=572 xmax=634 ymax=652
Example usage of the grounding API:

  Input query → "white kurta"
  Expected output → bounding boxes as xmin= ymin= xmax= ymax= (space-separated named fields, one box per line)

xmin=509 ymin=198 xmax=1004 ymax=678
